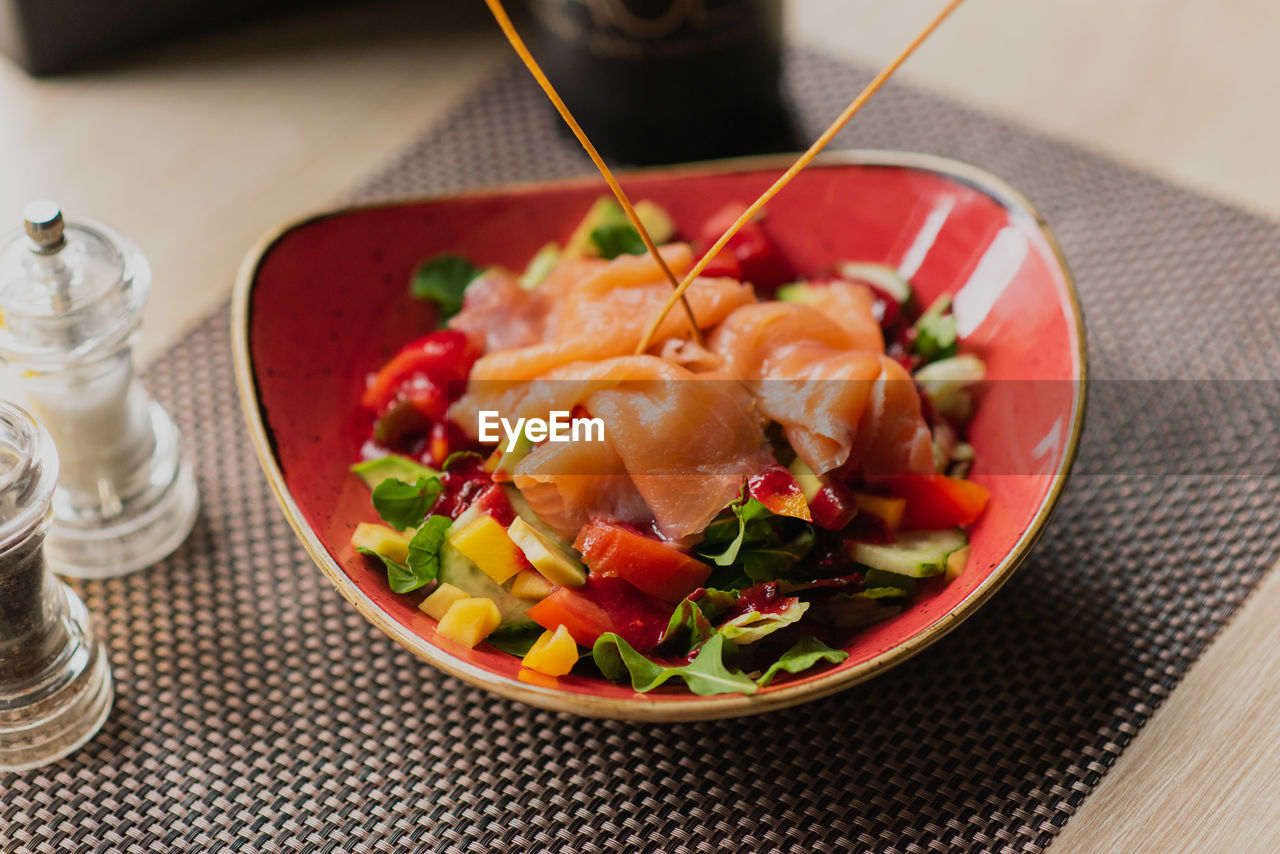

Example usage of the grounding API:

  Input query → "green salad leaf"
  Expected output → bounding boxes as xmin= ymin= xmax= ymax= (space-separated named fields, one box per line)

xmin=740 ymin=527 xmax=816 ymax=582
xmin=757 ymin=636 xmax=849 ymax=687
xmin=361 ymin=514 xmax=453 ymax=595
xmin=698 ymin=490 xmax=816 ymax=585
xmin=718 ymin=597 xmax=809 ymax=645
xmin=356 ymin=547 xmax=412 ymax=589
xmin=694 ymin=588 xmax=739 ymax=621
xmin=592 ymin=633 xmax=758 ymax=696
xmin=410 ymin=253 xmax=483 ymax=322
xmin=589 ymin=223 xmax=647 ymax=260
xmin=660 ymin=597 xmax=715 ymax=653
xmin=699 ymin=496 xmax=773 ymax=566
xmin=485 ymin=623 xmax=545 ymax=657
xmin=397 ymin=515 xmax=453 ymax=593
xmin=827 ymin=588 xmax=907 ymax=630
xmin=371 ymin=475 xmax=443 ymax=531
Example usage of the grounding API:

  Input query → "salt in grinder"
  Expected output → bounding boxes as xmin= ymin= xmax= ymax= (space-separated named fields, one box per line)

xmin=0 ymin=202 xmax=199 ymax=578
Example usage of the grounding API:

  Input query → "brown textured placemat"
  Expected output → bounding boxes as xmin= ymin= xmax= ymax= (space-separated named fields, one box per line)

xmin=4 ymin=51 xmax=1279 ymax=854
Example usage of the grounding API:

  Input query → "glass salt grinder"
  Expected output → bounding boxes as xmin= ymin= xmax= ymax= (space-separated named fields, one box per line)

xmin=0 ymin=402 xmax=113 ymax=771
xmin=0 ymin=201 xmax=199 ymax=578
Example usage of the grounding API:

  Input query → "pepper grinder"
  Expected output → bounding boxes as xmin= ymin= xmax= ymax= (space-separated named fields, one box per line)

xmin=0 ymin=402 xmax=113 ymax=770
xmin=0 ymin=202 xmax=199 ymax=578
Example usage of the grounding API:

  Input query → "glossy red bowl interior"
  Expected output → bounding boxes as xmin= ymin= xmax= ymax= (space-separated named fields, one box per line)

xmin=233 ymin=152 xmax=1085 ymax=721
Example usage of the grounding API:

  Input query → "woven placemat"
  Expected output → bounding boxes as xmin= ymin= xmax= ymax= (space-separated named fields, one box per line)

xmin=4 ymin=51 xmax=1279 ymax=854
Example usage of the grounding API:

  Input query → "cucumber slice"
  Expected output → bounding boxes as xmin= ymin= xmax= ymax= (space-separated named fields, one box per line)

xmin=520 ymin=242 xmax=561 ymax=290
xmin=351 ymin=455 xmax=439 ymax=490
xmin=853 ymin=529 xmax=967 ymax=578
xmin=775 ymin=282 xmax=822 ymax=307
xmin=438 ymin=539 xmax=534 ymax=630
xmin=833 ymin=261 xmax=913 ymax=305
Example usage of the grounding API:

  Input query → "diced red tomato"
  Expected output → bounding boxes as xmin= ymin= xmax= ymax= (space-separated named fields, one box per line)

xmin=574 ymin=521 xmax=711 ymax=603
xmin=884 ymin=474 xmax=990 ymax=530
xmin=525 ymin=576 xmax=671 ymax=650
xmin=361 ymin=330 xmax=478 ymax=414
xmin=700 ymin=248 xmax=742 ymax=279
xmin=698 ymin=203 xmax=793 ymax=294
xmin=747 ymin=464 xmax=811 ymax=521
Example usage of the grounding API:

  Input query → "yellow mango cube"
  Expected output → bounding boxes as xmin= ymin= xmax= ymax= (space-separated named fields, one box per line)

xmin=419 ymin=582 xmax=470 ymax=620
xmin=510 ymin=569 xmax=554 ymax=601
xmin=506 ymin=517 xmax=586 ymax=587
xmin=351 ymin=522 xmax=412 ymax=565
xmin=521 ymin=625 xmax=579 ymax=677
xmin=853 ymin=493 xmax=907 ymax=532
xmin=448 ymin=515 xmax=523 ymax=584
xmin=436 ymin=597 xmax=502 ymax=648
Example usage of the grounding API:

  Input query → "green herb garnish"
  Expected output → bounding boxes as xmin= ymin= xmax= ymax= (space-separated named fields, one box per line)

xmin=410 ymin=253 xmax=483 ymax=322
xmin=592 ymin=632 xmax=757 ymax=696
xmin=371 ymin=475 xmax=443 ymax=531
xmin=756 ymin=636 xmax=848 ymax=687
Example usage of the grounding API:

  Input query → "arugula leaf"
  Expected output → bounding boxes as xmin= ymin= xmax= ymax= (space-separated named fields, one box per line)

xmin=410 ymin=253 xmax=483 ymax=322
xmin=718 ymin=597 xmax=809 ymax=645
xmin=485 ymin=623 xmax=545 ymax=657
xmin=740 ymin=526 xmax=815 ymax=582
xmin=589 ymin=223 xmax=647 ymax=260
xmin=395 ymin=515 xmax=452 ymax=593
xmin=698 ymin=490 xmax=815 ymax=583
xmin=371 ymin=476 xmax=443 ymax=531
xmin=356 ymin=547 xmax=414 ymax=591
xmin=827 ymin=588 xmax=907 ymax=630
xmin=695 ymin=588 xmax=739 ymax=621
xmin=699 ymin=497 xmax=773 ymax=566
xmin=441 ymin=450 xmax=484 ymax=472
xmin=660 ymin=597 xmax=715 ymax=653
xmin=592 ymin=633 xmax=758 ymax=696
xmin=757 ymin=636 xmax=849 ymax=687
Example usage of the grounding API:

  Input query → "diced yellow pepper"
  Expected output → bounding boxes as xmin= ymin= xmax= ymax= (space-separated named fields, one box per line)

xmin=351 ymin=522 xmax=412 ymax=565
xmin=853 ymin=493 xmax=907 ymax=532
xmin=435 ymin=597 xmax=502 ymax=648
xmin=506 ymin=517 xmax=586 ymax=587
xmin=419 ymin=582 xmax=470 ymax=620
xmin=510 ymin=569 xmax=554 ymax=601
xmin=521 ymin=625 xmax=579 ymax=677
xmin=945 ymin=545 xmax=971 ymax=582
xmin=448 ymin=515 xmax=523 ymax=584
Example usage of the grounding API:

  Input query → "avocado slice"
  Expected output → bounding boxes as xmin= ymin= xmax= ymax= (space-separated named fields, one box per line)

xmin=565 ymin=196 xmax=678 ymax=258
xmin=351 ymin=455 xmax=439 ymax=490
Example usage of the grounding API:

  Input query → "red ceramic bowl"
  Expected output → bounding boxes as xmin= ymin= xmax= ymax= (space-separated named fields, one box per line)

xmin=232 ymin=151 xmax=1086 ymax=721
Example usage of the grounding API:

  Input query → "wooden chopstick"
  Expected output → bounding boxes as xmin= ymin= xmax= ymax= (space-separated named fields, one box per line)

xmin=482 ymin=0 xmax=705 ymax=345
xmin=634 ymin=0 xmax=968 ymax=354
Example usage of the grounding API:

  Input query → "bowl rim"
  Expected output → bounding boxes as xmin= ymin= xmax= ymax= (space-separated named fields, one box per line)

xmin=231 ymin=149 xmax=1088 ymax=722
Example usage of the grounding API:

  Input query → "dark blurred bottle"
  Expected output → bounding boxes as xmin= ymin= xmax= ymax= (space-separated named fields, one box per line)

xmin=528 ymin=0 xmax=795 ymax=165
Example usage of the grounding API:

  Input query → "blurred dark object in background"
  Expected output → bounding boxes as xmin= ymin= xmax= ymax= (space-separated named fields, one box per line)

xmin=0 ymin=0 xmax=319 ymax=75
xmin=529 ymin=0 xmax=796 ymax=165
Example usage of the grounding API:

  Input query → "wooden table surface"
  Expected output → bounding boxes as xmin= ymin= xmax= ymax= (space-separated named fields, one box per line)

xmin=1 ymin=1 xmax=1275 ymax=850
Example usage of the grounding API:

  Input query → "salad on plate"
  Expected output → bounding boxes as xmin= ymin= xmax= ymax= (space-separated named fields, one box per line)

xmin=348 ymin=197 xmax=988 ymax=696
